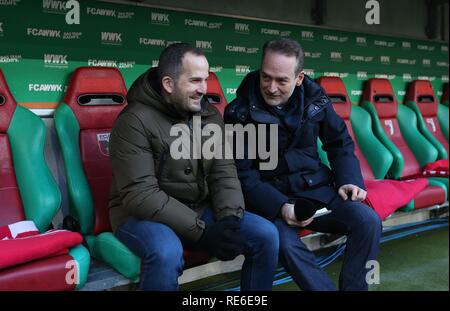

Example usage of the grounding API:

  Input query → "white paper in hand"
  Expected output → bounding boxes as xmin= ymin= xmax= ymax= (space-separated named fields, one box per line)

xmin=313 ymin=207 xmax=331 ymax=218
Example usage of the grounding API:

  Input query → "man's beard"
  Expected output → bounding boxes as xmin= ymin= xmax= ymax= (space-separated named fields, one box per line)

xmin=172 ymin=93 xmax=197 ymax=116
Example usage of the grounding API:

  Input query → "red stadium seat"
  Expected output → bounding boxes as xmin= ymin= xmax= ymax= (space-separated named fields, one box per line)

xmin=0 ymin=70 xmax=89 ymax=290
xmin=316 ymin=76 xmax=392 ymax=180
xmin=317 ymin=76 xmax=425 ymax=218
xmin=55 ymin=67 xmax=141 ymax=281
xmin=360 ymin=78 xmax=447 ymax=210
xmin=404 ymin=80 xmax=448 ymax=158
xmin=206 ymin=72 xmax=228 ymax=116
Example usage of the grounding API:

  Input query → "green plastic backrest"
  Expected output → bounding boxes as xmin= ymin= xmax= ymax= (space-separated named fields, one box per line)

xmin=317 ymin=138 xmax=330 ymax=168
xmin=404 ymin=100 xmax=447 ymax=159
xmin=397 ymin=104 xmax=438 ymax=167
xmin=350 ymin=105 xmax=393 ymax=180
xmin=7 ymin=105 xmax=61 ymax=232
xmin=361 ymin=100 xmax=404 ymax=179
xmin=54 ymin=103 xmax=94 ymax=235
xmin=318 ymin=105 xmax=393 ymax=180
xmin=437 ymin=104 xmax=449 ymax=142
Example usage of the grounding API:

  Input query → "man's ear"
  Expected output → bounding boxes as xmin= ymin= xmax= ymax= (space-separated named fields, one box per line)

xmin=161 ymin=76 xmax=174 ymax=94
xmin=296 ymin=71 xmax=305 ymax=86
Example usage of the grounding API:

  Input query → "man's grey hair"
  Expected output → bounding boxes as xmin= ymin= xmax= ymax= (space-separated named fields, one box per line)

xmin=262 ymin=38 xmax=305 ymax=74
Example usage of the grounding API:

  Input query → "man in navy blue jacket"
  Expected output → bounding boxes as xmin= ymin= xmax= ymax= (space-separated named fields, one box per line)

xmin=224 ymin=38 xmax=382 ymax=291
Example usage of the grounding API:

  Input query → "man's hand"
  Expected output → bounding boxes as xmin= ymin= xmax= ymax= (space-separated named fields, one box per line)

xmin=338 ymin=184 xmax=367 ymax=202
xmin=281 ymin=203 xmax=313 ymax=227
xmin=197 ymin=216 xmax=245 ymax=261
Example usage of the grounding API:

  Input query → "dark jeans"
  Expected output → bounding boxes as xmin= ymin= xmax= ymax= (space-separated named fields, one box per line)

xmin=115 ymin=209 xmax=279 ymax=291
xmin=274 ymin=195 xmax=382 ymax=291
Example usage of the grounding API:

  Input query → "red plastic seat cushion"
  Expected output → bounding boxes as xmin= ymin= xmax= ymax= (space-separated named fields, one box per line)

xmin=413 ymin=185 xmax=446 ymax=209
xmin=0 ymin=254 xmax=76 ymax=291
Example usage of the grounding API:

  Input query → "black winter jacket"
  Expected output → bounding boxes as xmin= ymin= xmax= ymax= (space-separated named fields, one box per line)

xmin=224 ymin=71 xmax=364 ymax=221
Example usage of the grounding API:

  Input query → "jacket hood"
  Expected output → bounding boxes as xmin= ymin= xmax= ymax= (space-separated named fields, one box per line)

xmin=127 ymin=68 xmax=214 ymax=120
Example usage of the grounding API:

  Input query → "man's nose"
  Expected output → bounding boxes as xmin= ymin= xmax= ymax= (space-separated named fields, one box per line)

xmin=268 ymin=81 xmax=278 ymax=93
xmin=197 ymin=81 xmax=207 ymax=95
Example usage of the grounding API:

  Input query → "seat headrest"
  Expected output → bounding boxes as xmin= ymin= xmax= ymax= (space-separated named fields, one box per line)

xmin=62 ymin=67 xmax=127 ymax=129
xmin=0 ymin=70 xmax=17 ymax=133
xmin=405 ymin=80 xmax=437 ymax=117
xmin=362 ymin=78 xmax=398 ymax=118
xmin=316 ymin=76 xmax=351 ymax=120
xmin=206 ymin=72 xmax=228 ymax=116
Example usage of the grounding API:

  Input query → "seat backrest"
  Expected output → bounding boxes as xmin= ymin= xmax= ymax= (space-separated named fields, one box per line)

xmin=55 ymin=67 xmax=127 ymax=235
xmin=361 ymin=78 xmax=438 ymax=179
xmin=317 ymin=76 xmax=392 ymax=180
xmin=206 ymin=72 xmax=228 ymax=116
xmin=0 ymin=70 xmax=24 ymax=226
xmin=0 ymin=70 xmax=60 ymax=231
xmin=405 ymin=80 xmax=448 ymax=156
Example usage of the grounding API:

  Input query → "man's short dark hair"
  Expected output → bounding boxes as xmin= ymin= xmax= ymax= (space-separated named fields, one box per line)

xmin=157 ymin=43 xmax=205 ymax=83
xmin=262 ymin=38 xmax=305 ymax=74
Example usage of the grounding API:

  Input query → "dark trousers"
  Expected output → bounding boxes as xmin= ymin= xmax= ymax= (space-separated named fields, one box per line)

xmin=274 ymin=195 xmax=382 ymax=291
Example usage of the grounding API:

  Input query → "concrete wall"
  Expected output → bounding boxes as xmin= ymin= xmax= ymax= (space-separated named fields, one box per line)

xmin=325 ymin=0 xmax=427 ymax=39
xmin=107 ymin=0 xmax=449 ymax=41
xmin=118 ymin=0 xmax=314 ymax=25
